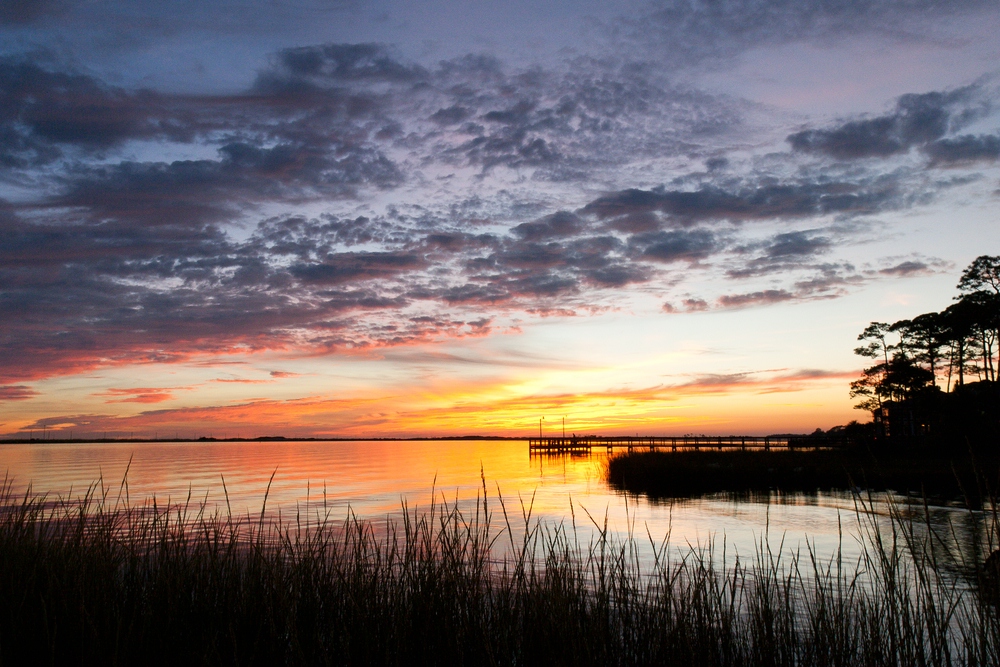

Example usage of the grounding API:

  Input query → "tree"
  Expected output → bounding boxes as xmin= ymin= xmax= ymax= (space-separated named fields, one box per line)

xmin=847 ymin=255 xmax=1000 ymax=443
xmin=941 ymin=299 xmax=977 ymax=387
xmin=891 ymin=312 xmax=946 ymax=387
xmin=854 ymin=321 xmax=893 ymax=366
xmin=956 ymin=255 xmax=1000 ymax=383
xmin=850 ymin=320 xmax=933 ymax=412
xmin=851 ymin=322 xmax=893 ymax=412
xmin=958 ymin=255 xmax=1000 ymax=295
xmin=960 ymin=290 xmax=1000 ymax=382
xmin=850 ymin=365 xmax=883 ymax=413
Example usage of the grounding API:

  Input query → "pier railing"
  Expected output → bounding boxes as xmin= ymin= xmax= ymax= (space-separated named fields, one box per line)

xmin=528 ymin=435 xmax=847 ymax=453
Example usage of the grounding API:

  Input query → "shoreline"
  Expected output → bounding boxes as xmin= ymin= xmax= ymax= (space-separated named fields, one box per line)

xmin=0 ymin=435 xmax=528 ymax=444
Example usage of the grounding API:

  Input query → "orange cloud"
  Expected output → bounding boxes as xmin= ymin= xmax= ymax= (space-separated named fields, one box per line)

xmin=95 ymin=387 xmax=183 ymax=404
xmin=212 ymin=378 xmax=272 ymax=384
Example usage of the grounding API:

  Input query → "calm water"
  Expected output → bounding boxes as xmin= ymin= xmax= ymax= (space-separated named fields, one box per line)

xmin=0 ymin=439 xmax=988 ymax=568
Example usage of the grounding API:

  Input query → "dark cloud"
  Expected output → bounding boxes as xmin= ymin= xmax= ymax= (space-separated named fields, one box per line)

xmin=435 ymin=229 xmax=649 ymax=305
xmin=1 ymin=191 xmax=653 ymax=382
xmin=924 ymin=135 xmax=1000 ymax=165
xmin=0 ymin=0 xmax=65 ymax=26
xmin=0 ymin=47 xmax=737 ymax=232
xmin=511 ymin=211 xmax=586 ymax=241
xmin=0 ymin=49 xmax=408 ymax=200
xmin=585 ymin=179 xmax=904 ymax=225
xmin=0 ymin=35 xmax=986 ymax=387
xmin=0 ymin=56 xmax=168 ymax=166
xmin=764 ymin=231 xmax=831 ymax=258
xmin=879 ymin=260 xmax=930 ymax=276
xmin=788 ymin=87 xmax=994 ymax=162
xmin=791 ymin=262 xmax=865 ymax=295
xmin=788 ymin=91 xmax=953 ymax=159
xmin=726 ymin=230 xmax=833 ymax=279
xmin=0 ymin=205 xmax=310 ymax=382
xmin=459 ymin=131 xmax=562 ymax=171
xmin=623 ymin=0 xmax=996 ymax=69
xmin=705 ymin=157 xmax=729 ymax=171
xmin=421 ymin=55 xmax=743 ymax=176
xmin=290 ymin=251 xmax=426 ymax=285
xmin=53 ymin=143 xmax=402 ymax=227
xmin=630 ymin=229 xmax=720 ymax=263
xmin=430 ymin=105 xmax=472 ymax=126
xmin=254 ymin=214 xmax=408 ymax=257
xmin=717 ymin=289 xmax=795 ymax=308
xmin=262 ymin=43 xmax=426 ymax=85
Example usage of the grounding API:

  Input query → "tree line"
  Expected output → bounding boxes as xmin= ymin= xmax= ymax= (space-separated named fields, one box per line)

xmin=850 ymin=255 xmax=1000 ymax=443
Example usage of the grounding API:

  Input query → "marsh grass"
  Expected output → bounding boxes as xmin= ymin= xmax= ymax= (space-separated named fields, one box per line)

xmin=606 ymin=449 xmax=1000 ymax=500
xmin=1 ymin=471 xmax=999 ymax=666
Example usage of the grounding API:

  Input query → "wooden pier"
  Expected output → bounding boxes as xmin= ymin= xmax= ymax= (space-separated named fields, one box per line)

xmin=529 ymin=435 xmax=846 ymax=454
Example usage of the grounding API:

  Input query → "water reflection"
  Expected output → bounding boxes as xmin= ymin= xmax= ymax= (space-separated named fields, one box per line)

xmin=0 ymin=439 xmax=994 ymax=576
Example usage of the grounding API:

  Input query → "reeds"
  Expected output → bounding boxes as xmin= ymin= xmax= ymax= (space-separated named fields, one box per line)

xmin=0 ymin=473 xmax=998 ymax=666
xmin=606 ymin=449 xmax=1000 ymax=499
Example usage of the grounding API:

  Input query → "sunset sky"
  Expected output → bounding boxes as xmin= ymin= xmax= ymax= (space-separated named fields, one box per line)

xmin=1 ymin=0 xmax=999 ymax=438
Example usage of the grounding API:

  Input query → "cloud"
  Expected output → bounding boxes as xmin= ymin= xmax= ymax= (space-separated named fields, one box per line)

xmin=924 ymin=135 xmax=1000 ymax=165
xmin=0 ymin=384 xmax=38 ymax=401
xmin=670 ymin=367 xmax=858 ymax=395
xmin=290 ymin=251 xmax=427 ymax=285
xmin=787 ymin=86 xmax=994 ymax=162
xmin=213 ymin=378 xmax=271 ymax=384
xmin=0 ymin=56 xmax=165 ymax=166
xmin=429 ymin=105 xmax=472 ymax=126
xmin=630 ymin=229 xmax=721 ymax=263
xmin=56 ymin=145 xmax=403 ymax=228
xmin=96 ymin=387 xmax=178 ymax=404
xmin=684 ymin=298 xmax=709 ymax=311
xmin=662 ymin=297 xmax=710 ymax=313
xmin=0 ymin=41 xmax=984 ymax=387
xmin=879 ymin=260 xmax=930 ymax=276
xmin=717 ymin=290 xmax=795 ymax=308
xmin=764 ymin=231 xmax=832 ymax=258
xmin=256 ymin=43 xmax=427 ymax=89
xmin=726 ymin=230 xmax=833 ymax=278
xmin=584 ymin=179 xmax=906 ymax=225
xmin=0 ymin=0 xmax=65 ymax=25
xmin=620 ymin=0 xmax=998 ymax=70
xmin=511 ymin=211 xmax=586 ymax=241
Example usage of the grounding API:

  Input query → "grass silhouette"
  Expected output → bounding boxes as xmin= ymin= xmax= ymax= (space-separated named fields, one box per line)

xmin=0 ymin=471 xmax=998 ymax=666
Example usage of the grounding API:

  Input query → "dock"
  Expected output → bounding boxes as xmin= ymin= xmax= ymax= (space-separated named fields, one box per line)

xmin=528 ymin=435 xmax=846 ymax=454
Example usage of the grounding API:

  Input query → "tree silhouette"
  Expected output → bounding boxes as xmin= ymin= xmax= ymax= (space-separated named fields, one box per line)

xmin=850 ymin=255 xmax=1000 ymax=443
xmin=958 ymin=255 xmax=1000 ymax=294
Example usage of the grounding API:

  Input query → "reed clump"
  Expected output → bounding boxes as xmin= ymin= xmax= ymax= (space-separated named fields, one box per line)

xmin=606 ymin=449 xmax=1000 ymax=499
xmin=0 ymin=475 xmax=998 ymax=666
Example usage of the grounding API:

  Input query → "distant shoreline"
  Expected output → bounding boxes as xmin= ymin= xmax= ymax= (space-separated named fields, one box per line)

xmin=0 ymin=435 xmax=528 ymax=444
xmin=0 ymin=433 xmax=821 ymax=445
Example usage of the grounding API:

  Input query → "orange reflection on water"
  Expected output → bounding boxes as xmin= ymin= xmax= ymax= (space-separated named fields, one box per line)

xmin=0 ymin=440 xmax=608 ymax=522
xmin=0 ymin=439 xmax=961 ymax=571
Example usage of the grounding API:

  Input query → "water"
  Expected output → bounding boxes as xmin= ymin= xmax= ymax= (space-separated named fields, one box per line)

xmin=0 ymin=439 xmax=990 ymax=570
